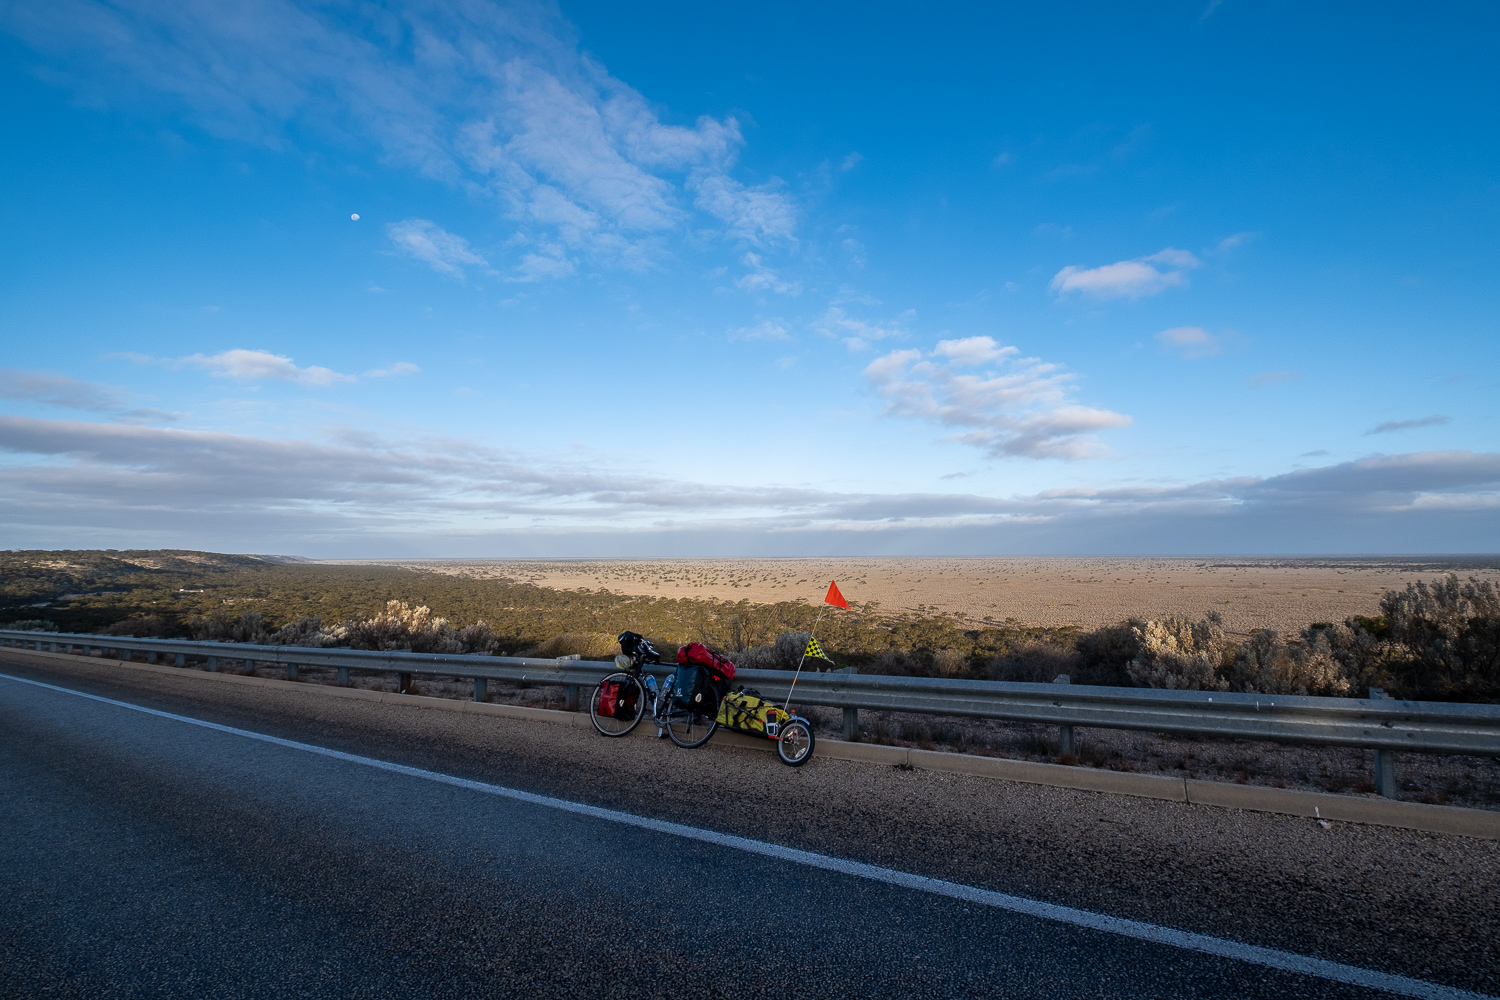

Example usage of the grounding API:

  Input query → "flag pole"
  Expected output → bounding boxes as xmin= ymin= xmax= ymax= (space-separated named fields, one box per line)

xmin=782 ymin=604 xmax=828 ymax=717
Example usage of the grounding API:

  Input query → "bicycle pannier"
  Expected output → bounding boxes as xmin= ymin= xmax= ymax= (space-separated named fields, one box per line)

xmin=615 ymin=680 xmax=638 ymax=719
xmin=597 ymin=680 xmax=620 ymax=717
xmin=672 ymin=664 xmax=724 ymax=717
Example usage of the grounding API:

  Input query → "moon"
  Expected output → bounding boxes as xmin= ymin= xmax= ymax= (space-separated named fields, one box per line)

xmin=350 ymin=213 xmax=360 ymax=221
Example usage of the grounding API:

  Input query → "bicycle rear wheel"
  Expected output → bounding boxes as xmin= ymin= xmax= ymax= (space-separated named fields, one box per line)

xmin=589 ymin=672 xmax=645 ymax=737
xmin=665 ymin=708 xmax=718 ymax=748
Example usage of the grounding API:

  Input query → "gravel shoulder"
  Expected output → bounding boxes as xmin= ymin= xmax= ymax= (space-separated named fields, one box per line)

xmin=4 ymin=651 xmax=1498 ymax=995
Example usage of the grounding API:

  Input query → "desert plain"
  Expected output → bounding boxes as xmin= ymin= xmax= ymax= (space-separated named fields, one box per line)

xmin=354 ymin=556 xmax=1500 ymax=637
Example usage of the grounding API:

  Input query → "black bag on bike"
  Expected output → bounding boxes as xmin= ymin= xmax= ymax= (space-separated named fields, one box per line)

xmin=617 ymin=630 xmax=661 ymax=664
xmin=672 ymin=664 xmax=723 ymax=717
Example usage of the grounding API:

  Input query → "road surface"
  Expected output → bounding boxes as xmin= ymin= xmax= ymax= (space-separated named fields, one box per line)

xmin=2 ymin=652 xmax=1496 ymax=998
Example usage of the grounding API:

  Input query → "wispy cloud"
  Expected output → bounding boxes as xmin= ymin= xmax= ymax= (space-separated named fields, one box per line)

xmin=387 ymin=220 xmax=490 ymax=278
xmin=5 ymin=0 xmax=797 ymax=278
xmin=1213 ymin=231 xmax=1255 ymax=253
xmin=691 ymin=173 xmax=797 ymax=245
xmin=0 ymin=367 xmax=175 ymax=422
xmin=1368 ymin=415 xmax=1450 ymax=435
xmin=1156 ymin=326 xmax=1225 ymax=358
xmin=729 ymin=319 xmax=791 ymax=341
xmin=183 ymin=349 xmax=354 ymax=386
xmin=1249 ymin=370 xmax=1300 ymax=386
xmin=815 ymin=306 xmax=913 ymax=351
xmin=1051 ymin=248 xmax=1200 ymax=299
xmin=865 ymin=336 xmax=1131 ymax=459
xmin=363 ymin=362 xmax=421 ymax=379
xmin=734 ymin=253 xmax=800 ymax=295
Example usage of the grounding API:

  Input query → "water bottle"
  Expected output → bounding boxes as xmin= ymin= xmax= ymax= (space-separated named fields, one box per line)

xmin=765 ymin=706 xmax=779 ymax=737
xmin=645 ymin=674 xmax=659 ymax=699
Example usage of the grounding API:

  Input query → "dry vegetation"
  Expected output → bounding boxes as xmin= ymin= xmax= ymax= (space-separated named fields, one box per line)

xmin=358 ymin=556 xmax=1500 ymax=636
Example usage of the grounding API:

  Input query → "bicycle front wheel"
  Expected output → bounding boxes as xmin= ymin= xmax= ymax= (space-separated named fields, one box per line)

xmin=665 ymin=709 xmax=718 ymax=749
xmin=589 ymin=672 xmax=645 ymax=737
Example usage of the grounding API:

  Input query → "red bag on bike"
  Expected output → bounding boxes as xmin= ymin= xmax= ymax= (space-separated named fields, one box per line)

xmin=676 ymin=642 xmax=736 ymax=682
xmin=597 ymin=680 xmax=620 ymax=717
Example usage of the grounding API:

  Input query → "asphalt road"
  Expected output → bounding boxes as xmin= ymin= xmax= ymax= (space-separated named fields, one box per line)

xmin=2 ymin=652 xmax=1496 ymax=999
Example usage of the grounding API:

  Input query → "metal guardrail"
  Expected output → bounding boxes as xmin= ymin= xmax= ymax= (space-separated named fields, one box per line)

xmin=6 ymin=628 xmax=1500 ymax=798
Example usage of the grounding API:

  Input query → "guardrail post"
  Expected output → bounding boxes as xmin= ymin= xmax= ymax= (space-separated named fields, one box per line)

xmin=1054 ymin=675 xmax=1076 ymax=756
xmin=1370 ymin=688 xmax=1398 ymax=797
xmin=207 ymin=655 xmax=218 ymax=672
xmin=242 ymin=658 xmax=255 ymax=676
xmin=474 ymin=677 xmax=487 ymax=703
xmin=566 ymin=685 xmax=579 ymax=711
xmin=174 ymin=653 xmax=185 ymax=667
xmin=286 ymin=662 xmax=298 ymax=680
xmin=831 ymin=666 xmax=859 ymax=739
xmin=337 ymin=667 xmax=349 ymax=686
xmin=1059 ymin=726 xmax=1076 ymax=757
xmin=398 ymin=672 xmax=412 ymax=694
xmin=1373 ymin=749 xmax=1396 ymax=797
xmin=146 ymin=651 xmax=158 ymax=664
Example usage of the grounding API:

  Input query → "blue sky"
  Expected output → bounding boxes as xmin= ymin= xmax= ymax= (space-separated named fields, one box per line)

xmin=1 ymin=0 xmax=1497 ymax=556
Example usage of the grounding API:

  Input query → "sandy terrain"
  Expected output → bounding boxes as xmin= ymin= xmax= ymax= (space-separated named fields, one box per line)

xmin=344 ymin=556 xmax=1500 ymax=636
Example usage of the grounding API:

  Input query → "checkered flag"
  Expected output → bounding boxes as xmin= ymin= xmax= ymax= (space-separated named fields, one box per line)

xmin=804 ymin=637 xmax=829 ymax=661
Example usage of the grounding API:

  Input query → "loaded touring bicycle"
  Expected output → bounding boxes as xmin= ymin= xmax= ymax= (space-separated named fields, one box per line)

xmin=590 ymin=632 xmax=815 ymax=766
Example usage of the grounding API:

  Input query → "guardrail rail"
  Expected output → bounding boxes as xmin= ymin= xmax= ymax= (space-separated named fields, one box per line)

xmin=5 ymin=627 xmax=1499 ymax=799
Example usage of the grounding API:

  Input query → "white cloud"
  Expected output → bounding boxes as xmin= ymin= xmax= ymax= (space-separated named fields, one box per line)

xmin=182 ymin=349 xmax=354 ymax=386
xmin=690 ymin=173 xmax=798 ymax=245
xmin=735 ymin=253 xmax=800 ymax=295
xmin=1156 ymin=326 xmax=1224 ymax=358
xmin=865 ymin=336 xmax=1131 ymax=459
xmin=814 ymin=305 xmax=913 ymax=351
xmin=387 ymin=219 xmax=490 ymax=278
xmin=364 ymin=362 xmax=421 ymax=378
xmin=1213 ymin=232 xmax=1254 ymax=253
xmin=730 ymin=319 xmax=791 ymax=341
xmin=5 ymin=0 xmax=796 ymax=278
xmin=840 ymin=152 xmax=863 ymax=171
xmin=1050 ymin=247 xmax=1200 ymax=299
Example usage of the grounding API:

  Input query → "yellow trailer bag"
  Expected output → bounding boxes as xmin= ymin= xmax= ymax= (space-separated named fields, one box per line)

xmin=717 ymin=687 xmax=782 ymax=735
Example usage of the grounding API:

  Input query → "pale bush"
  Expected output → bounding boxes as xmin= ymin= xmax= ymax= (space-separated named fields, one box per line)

xmin=343 ymin=600 xmax=464 ymax=653
xmin=9 ymin=619 xmax=58 ymax=631
xmin=732 ymin=629 xmax=812 ymax=671
xmin=1128 ymin=613 xmax=1231 ymax=691
xmin=733 ymin=645 xmax=783 ymax=670
xmin=269 ymin=615 xmax=346 ymax=648
xmin=1229 ymin=629 xmax=1351 ymax=696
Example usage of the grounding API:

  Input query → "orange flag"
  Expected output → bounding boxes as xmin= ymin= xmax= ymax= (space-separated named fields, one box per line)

xmin=824 ymin=580 xmax=850 ymax=609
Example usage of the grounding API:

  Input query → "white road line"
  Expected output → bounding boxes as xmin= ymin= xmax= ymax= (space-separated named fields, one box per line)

xmin=3 ymin=670 xmax=1490 ymax=1000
